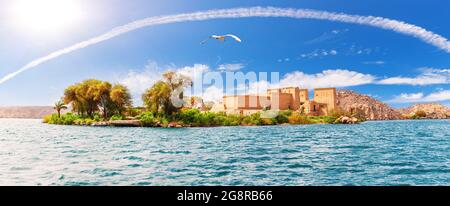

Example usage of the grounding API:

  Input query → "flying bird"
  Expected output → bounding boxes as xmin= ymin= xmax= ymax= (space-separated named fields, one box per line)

xmin=201 ymin=34 xmax=242 ymax=44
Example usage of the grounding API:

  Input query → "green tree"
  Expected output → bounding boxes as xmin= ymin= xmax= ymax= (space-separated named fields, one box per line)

xmin=163 ymin=71 xmax=193 ymax=91
xmin=62 ymin=79 xmax=133 ymax=119
xmin=110 ymin=84 xmax=132 ymax=116
xmin=142 ymin=81 xmax=172 ymax=115
xmin=142 ymin=71 xmax=192 ymax=116
xmin=94 ymin=81 xmax=112 ymax=119
xmin=53 ymin=100 xmax=67 ymax=118
xmin=75 ymin=79 xmax=102 ymax=118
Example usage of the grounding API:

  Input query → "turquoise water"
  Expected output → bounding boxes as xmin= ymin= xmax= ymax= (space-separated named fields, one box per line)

xmin=0 ymin=119 xmax=449 ymax=185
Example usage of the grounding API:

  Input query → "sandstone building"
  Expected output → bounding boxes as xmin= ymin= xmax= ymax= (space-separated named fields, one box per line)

xmin=212 ymin=87 xmax=337 ymax=116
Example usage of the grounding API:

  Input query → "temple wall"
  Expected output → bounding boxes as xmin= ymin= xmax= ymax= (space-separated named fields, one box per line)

xmin=298 ymin=89 xmax=309 ymax=102
xmin=313 ymin=88 xmax=337 ymax=113
xmin=223 ymin=95 xmax=268 ymax=110
xmin=221 ymin=87 xmax=337 ymax=116
xmin=269 ymin=92 xmax=293 ymax=110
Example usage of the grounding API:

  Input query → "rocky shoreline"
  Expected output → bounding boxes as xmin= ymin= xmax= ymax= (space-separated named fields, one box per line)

xmin=76 ymin=114 xmax=364 ymax=128
xmin=337 ymin=90 xmax=450 ymax=120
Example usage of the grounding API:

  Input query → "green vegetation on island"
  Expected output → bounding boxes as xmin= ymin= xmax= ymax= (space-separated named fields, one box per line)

xmin=44 ymin=71 xmax=364 ymax=127
xmin=401 ymin=110 xmax=440 ymax=120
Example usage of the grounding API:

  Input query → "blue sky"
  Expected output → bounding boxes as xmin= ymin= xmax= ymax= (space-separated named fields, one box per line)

xmin=0 ymin=0 xmax=449 ymax=107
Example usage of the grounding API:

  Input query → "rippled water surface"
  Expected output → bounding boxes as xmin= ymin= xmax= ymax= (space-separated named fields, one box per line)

xmin=0 ymin=119 xmax=449 ymax=185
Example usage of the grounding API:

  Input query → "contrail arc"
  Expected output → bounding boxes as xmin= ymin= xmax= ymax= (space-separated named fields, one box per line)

xmin=1 ymin=6 xmax=449 ymax=84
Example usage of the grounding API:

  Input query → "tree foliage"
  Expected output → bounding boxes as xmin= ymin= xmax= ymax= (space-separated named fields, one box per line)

xmin=142 ymin=71 xmax=192 ymax=116
xmin=62 ymin=79 xmax=132 ymax=118
xmin=53 ymin=100 xmax=67 ymax=118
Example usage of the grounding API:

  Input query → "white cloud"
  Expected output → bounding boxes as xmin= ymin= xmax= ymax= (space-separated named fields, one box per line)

xmin=305 ymin=29 xmax=348 ymax=44
xmin=235 ymin=80 xmax=274 ymax=95
xmin=217 ymin=63 xmax=244 ymax=72
xmin=280 ymin=69 xmax=375 ymax=89
xmin=177 ymin=64 xmax=210 ymax=80
xmin=202 ymin=86 xmax=224 ymax=102
xmin=389 ymin=90 xmax=450 ymax=103
xmin=378 ymin=68 xmax=449 ymax=85
xmin=347 ymin=44 xmax=376 ymax=56
xmin=119 ymin=62 xmax=449 ymax=105
xmin=119 ymin=60 xmax=162 ymax=95
xmin=299 ymin=49 xmax=338 ymax=59
xmin=119 ymin=61 xmax=210 ymax=105
xmin=389 ymin=93 xmax=424 ymax=103
xmin=230 ymin=69 xmax=376 ymax=96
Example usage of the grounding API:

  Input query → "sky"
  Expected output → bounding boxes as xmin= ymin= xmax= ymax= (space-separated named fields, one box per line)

xmin=0 ymin=0 xmax=449 ymax=108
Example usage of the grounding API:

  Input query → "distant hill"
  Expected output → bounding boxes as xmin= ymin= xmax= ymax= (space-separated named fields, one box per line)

xmin=337 ymin=90 xmax=402 ymax=120
xmin=397 ymin=103 xmax=450 ymax=119
xmin=0 ymin=106 xmax=55 ymax=119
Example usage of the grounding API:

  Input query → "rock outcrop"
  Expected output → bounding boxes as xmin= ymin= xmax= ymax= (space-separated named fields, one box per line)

xmin=334 ymin=116 xmax=359 ymax=124
xmin=337 ymin=90 xmax=402 ymax=120
xmin=397 ymin=103 xmax=450 ymax=119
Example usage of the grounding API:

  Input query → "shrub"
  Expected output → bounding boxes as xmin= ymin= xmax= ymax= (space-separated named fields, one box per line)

xmin=321 ymin=116 xmax=335 ymax=124
xmin=213 ymin=115 xmax=227 ymax=126
xmin=74 ymin=119 xmax=83 ymax=125
xmin=279 ymin=110 xmax=292 ymax=117
xmin=139 ymin=112 xmax=156 ymax=126
xmin=46 ymin=114 xmax=61 ymax=124
xmin=223 ymin=114 xmax=242 ymax=126
xmin=262 ymin=118 xmax=277 ymax=125
xmin=43 ymin=114 xmax=52 ymax=123
xmin=84 ymin=118 xmax=95 ymax=125
xmin=177 ymin=109 xmax=201 ymax=125
xmin=157 ymin=117 xmax=169 ymax=127
xmin=306 ymin=115 xmax=334 ymax=124
xmin=275 ymin=113 xmax=289 ymax=124
xmin=242 ymin=113 xmax=263 ymax=126
xmin=127 ymin=107 xmax=142 ymax=118
xmin=110 ymin=114 xmax=124 ymax=121
xmin=288 ymin=112 xmax=313 ymax=124
xmin=60 ymin=113 xmax=77 ymax=125
xmin=93 ymin=113 xmax=103 ymax=122
xmin=176 ymin=109 xmax=231 ymax=127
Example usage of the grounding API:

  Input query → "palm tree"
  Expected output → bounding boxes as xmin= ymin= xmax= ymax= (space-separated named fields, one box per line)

xmin=54 ymin=101 xmax=67 ymax=118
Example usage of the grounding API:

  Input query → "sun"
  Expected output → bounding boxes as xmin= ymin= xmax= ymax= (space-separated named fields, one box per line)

xmin=12 ymin=0 xmax=82 ymax=33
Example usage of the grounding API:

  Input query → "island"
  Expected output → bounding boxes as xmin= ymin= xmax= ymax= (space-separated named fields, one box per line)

xmin=42 ymin=71 xmax=364 ymax=127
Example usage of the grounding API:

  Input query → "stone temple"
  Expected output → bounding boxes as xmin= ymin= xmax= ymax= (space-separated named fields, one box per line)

xmin=212 ymin=87 xmax=337 ymax=116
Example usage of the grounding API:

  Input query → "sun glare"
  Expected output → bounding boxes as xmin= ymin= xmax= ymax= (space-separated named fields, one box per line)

xmin=12 ymin=0 xmax=82 ymax=33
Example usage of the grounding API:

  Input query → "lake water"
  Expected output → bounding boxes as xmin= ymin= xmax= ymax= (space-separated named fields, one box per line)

xmin=0 ymin=118 xmax=449 ymax=185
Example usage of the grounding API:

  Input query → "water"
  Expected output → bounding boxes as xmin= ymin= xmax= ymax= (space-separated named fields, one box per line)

xmin=0 ymin=119 xmax=449 ymax=186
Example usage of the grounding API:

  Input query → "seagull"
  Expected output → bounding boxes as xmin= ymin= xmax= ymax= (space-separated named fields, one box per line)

xmin=201 ymin=34 xmax=242 ymax=44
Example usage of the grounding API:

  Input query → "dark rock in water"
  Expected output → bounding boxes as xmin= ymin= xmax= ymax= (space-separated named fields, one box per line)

xmin=168 ymin=122 xmax=183 ymax=128
xmin=334 ymin=116 xmax=359 ymax=124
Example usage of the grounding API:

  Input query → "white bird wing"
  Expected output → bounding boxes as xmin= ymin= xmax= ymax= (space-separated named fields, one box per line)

xmin=225 ymin=34 xmax=242 ymax=42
